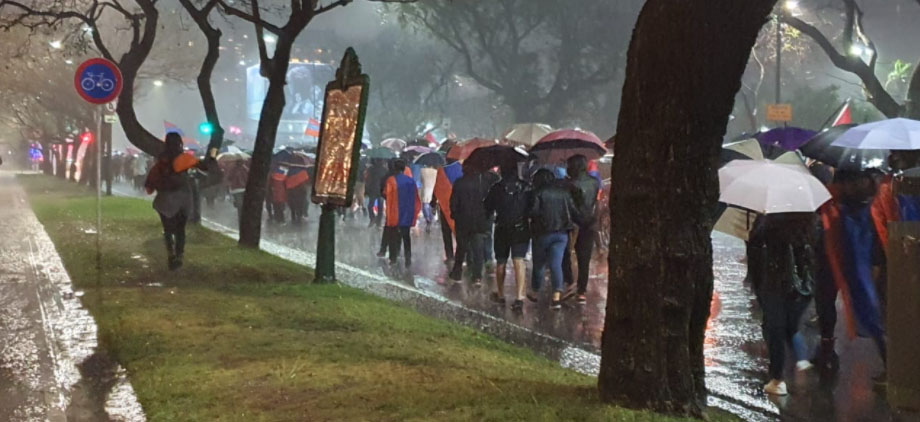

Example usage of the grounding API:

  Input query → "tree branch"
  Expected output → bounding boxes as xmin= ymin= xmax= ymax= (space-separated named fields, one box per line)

xmin=216 ymin=0 xmax=282 ymax=34
xmin=782 ymin=12 xmax=902 ymax=118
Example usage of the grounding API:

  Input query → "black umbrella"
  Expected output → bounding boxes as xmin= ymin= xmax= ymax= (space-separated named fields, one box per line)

xmin=799 ymin=124 xmax=889 ymax=171
xmin=414 ymin=151 xmax=446 ymax=168
xmin=720 ymin=138 xmax=798 ymax=166
xmin=465 ymin=145 xmax=529 ymax=171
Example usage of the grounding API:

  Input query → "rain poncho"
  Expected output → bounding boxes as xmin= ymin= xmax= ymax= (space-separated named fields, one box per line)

xmin=434 ymin=162 xmax=463 ymax=232
xmin=420 ymin=167 xmax=437 ymax=203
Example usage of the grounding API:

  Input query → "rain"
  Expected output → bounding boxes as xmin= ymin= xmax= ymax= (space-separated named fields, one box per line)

xmin=1 ymin=0 xmax=920 ymax=421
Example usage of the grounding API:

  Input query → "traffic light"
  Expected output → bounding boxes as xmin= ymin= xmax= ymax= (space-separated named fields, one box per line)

xmin=80 ymin=131 xmax=95 ymax=144
xmin=199 ymin=121 xmax=214 ymax=135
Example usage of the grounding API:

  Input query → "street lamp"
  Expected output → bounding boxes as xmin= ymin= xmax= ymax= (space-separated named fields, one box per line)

xmin=784 ymin=0 xmax=799 ymax=11
xmin=263 ymin=34 xmax=277 ymax=44
xmin=153 ymin=80 xmax=164 ymax=87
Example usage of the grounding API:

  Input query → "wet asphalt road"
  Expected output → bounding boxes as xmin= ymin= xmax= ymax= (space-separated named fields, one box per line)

xmin=118 ymin=183 xmax=914 ymax=421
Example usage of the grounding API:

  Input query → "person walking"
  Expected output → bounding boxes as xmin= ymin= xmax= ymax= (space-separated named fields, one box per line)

xmin=144 ymin=133 xmax=208 ymax=270
xmin=382 ymin=160 xmax=421 ymax=267
xmin=527 ymin=169 xmax=579 ymax=310
xmin=365 ymin=159 xmax=389 ymax=228
xmin=449 ymin=162 xmax=499 ymax=285
xmin=484 ymin=164 xmax=531 ymax=309
xmin=747 ymin=213 xmax=816 ymax=396
xmin=433 ymin=159 xmax=463 ymax=263
xmin=562 ymin=155 xmax=601 ymax=304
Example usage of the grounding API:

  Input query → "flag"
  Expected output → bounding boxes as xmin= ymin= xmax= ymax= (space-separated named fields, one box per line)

xmin=164 ymin=121 xmax=185 ymax=136
xmin=832 ymin=101 xmax=853 ymax=126
xmin=425 ymin=132 xmax=437 ymax=146
xmin=305 ymin=118 xmax=321 ymax=137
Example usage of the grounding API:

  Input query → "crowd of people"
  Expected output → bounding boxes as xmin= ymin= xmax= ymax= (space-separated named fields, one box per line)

xmin=360 ymin=153 xmax=602 ymax=311
xmin=747 ymin=150 xmax=920 ymax=396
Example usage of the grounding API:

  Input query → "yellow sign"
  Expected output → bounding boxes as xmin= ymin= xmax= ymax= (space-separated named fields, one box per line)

xmin=766 ymin=104 xmax=793 ymax=122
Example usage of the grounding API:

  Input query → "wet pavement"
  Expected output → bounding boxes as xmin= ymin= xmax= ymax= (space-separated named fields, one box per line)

xmin=115 ymin=182 xmax=917 ymax=421
xmin=1 ymin=173 xmax=145 ymax=422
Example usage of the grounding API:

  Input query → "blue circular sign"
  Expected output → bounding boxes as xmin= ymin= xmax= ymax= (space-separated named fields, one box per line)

xmin=74 ymin=58 xmax=123 ymax=104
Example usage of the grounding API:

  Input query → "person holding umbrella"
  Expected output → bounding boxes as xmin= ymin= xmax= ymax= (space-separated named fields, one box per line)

xmin=484 ymin=163 xmax=531 ymax=309
xmin=449 ymin=161 xmax=499 ymax=285
xmin=365 ymin=158 xmax=390 ymax=228
xmin=562 ymin=155 xmax=601 ymax=303
xmin=433 ymin=158 xmax=463 ymax=264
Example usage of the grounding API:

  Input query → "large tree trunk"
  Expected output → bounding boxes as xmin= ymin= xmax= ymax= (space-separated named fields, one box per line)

xmin=599 ymin=0 xmax=777 ymax=417
xmin=238 ymin=35 xmax=296 ymax=248
xmin=906 ymin=61 xmax=920 ymax=119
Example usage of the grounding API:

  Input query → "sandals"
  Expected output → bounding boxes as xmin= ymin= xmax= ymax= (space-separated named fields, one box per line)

xmin=511 ymin=299 xmax=524 ymax=310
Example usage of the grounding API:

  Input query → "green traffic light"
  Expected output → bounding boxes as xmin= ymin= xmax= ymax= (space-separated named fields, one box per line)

xmin=199 ymin=122 xmax=214 ymax=135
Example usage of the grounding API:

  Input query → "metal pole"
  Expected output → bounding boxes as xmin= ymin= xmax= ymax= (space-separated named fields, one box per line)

xmin=775 ymin=17 xmax=782 ymax=105
xmin=315 ymin=203 xmax=336 ymax=283
xmin=96 ymin=105 xmax=102 ymax=272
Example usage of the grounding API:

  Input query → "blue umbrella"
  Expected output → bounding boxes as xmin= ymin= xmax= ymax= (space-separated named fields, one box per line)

xmin=755 ymin=127 xmax=817 ymax=151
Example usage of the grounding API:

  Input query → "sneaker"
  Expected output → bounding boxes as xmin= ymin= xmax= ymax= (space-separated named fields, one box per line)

xmin=511 ymin=299 xmax=524 ymax=310
xmin=795 ymin=360 xmax=813 ymax=372
xmin=550 ymin=299 xmax=562 ymax=310
xmin=764 ymin=379 xmax=788 ymax=396
xmin=575 ymin=294 xmax=587 ymax=304
xmin=489 ymin=292 xmax=506 ymax=305
xmin=472 ymin=279 xmax=482 ymax=288
xmin=376 ymin=251 xmax=386 ymax=258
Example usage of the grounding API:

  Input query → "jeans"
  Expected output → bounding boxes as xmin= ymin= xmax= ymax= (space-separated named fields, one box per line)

xmin=368 ymin=196 xmax=384 ymax=226
xmin=384 ymin=226 xmax=411 ymax=264
xmin=563 ymin=226 xmax=596 ymax=294
xmin=758 ymin=292 xmax=810 ymax=380
xmin=532 ymin=232 xmax=569 ymax=293
xmin=159 ymin=210 xmax=188 ymax=257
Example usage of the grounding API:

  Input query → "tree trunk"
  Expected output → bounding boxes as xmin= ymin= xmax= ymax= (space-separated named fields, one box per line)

xmin=199 ymin=29 xmax=225 ymax=155
xmin=599 ymin=0 xmax=777 ymax=417
xmin=906 ymin=60 xmax=920 ymax=119
xmin=238 ymin=35 xmax=296 ymax=248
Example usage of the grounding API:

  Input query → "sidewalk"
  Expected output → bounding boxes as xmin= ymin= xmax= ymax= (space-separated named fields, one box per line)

xmin=0 ymin=172 xmax=144 ymax=422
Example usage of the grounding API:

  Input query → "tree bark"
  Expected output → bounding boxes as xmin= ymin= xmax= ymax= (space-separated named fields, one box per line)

xmin=238 ymin=33 xmax=298 ymax=248
xmin=599 ymin=0 xmax=776 ymax=417
xmin=906 ymin=61 xmax=920 ymax=119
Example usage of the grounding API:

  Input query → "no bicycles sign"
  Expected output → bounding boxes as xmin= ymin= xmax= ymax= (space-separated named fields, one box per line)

xmin=74 ymin=58 xmax=123 ymax=104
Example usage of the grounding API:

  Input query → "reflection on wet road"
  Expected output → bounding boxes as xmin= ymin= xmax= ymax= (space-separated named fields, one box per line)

xmin=1 ymin=174 xmax=144 ymax=422
xmin=123 ymin=184 xmax=912 ymax=421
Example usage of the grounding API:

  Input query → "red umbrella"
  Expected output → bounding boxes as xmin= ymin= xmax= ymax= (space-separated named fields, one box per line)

xmin=446 ymin=137 xmax=499 ymax=161
xmin=530 ymin=129 xmax=606 ymax=163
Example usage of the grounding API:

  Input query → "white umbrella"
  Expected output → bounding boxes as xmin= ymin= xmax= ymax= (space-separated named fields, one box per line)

xmin=503 ymin=123 xmax=553 ymax=147
xmin=714 ymin=206 xmax=759 ymax=241
xmin=380 ymin=138 xmax=407 ymax=151
xmin=831 ymin=118 xmax=920 ymax=150
xmin=719 ymin=160 xmax=831 ymax=214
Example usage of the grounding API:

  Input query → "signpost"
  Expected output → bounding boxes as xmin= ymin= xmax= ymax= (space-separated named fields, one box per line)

xmin=75 ymin=58 xmax=123 ymax=273
xmin=766 ymin=104 xmax=793 ymax=122
xmin=311 ymin=48 xmax=370 ymax=283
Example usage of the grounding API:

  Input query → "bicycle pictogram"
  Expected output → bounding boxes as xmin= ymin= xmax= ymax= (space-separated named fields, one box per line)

xmin=81 ymin=72 xmax=116 ymax=92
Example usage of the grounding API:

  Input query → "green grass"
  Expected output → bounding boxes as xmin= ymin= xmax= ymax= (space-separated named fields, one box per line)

xmin=20 ymin=175 xmax=733 ymax=422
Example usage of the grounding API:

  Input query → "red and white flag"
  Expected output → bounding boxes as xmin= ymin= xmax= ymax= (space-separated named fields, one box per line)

xmin=832 ymin=101 xmax=852 ymax=127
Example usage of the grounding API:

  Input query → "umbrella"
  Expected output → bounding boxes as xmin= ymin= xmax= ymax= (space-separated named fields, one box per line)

xmin=530 ymin=129 xmax=606 ymax=163
xmin=447 ymin=138 xmax=499 ymax=161
xmin=800 ymin=124 xmax=889 ymax=171
xmin=403 ymin=145 xmax=433 ymax=156
xmin=714 ymin=206 xmax=759 ymax=241
xmin=719 ymin=160 xmax=831 ymax=214
xmin=366 ymin=147 xmax=397 ymax=160
xmin=831 ymin=118 xmax=920 ymax=150
xmin=754 ymin=127 xmax=818 ymax=151
xmin=503 ymin=123 xmax=553 ymax=147
xmin=465 ymin=145 xmax=529 ymax=171
xmin=216 ymin=151 xmax=251 ymax=163
xmin=414 ymin=151 xmax=447 ymax=168
xmin=381 ymin=138 xmax=407 ymax=151
xmin=721 ymin=138 xmax=805 ymax=167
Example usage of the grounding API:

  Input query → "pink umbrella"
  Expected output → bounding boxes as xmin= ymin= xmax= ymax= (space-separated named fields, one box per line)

xmin=530 ymin=129 xmax=606 ymax=163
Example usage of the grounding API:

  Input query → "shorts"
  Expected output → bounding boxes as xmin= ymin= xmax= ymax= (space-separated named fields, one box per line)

xmin=494 ymin=227 xmax=530 ymax=264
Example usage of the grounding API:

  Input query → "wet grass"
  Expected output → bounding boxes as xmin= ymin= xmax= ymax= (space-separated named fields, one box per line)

xmin=20 ymin=175 xmax=736 ymax=422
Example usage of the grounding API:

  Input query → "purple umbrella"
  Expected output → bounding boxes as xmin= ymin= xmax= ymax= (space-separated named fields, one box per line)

xmin=754 ymin=127 xmax=818 ymax=151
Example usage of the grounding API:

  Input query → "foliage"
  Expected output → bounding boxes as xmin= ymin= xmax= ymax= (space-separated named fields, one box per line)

xmin=18 ymin=175 xmax=737 ymax=422
xmin=393 ymin=0 xmax=641 ymax=131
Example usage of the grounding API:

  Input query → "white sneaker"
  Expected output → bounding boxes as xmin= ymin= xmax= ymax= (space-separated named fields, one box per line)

xmin=764 ymin=379 xmax=788 ymax=396
xmin=795 ymin=360 xmax=814 ymax=372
